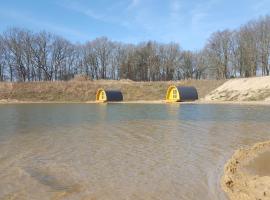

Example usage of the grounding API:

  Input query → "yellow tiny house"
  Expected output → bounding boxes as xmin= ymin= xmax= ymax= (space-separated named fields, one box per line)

xmin=96 ymin=89 xmax=107 ymax=102
xmin=166 ymin=85 xmax=180 ymax=102
xmin=96 ymin=88 xmax=123 ymax=102
xmin=166 ymin=85 xmax=198 ymax=102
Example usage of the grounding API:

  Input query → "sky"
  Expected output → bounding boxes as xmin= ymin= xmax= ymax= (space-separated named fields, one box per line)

xmin=0 ymin=0 xmax=270 ymax=50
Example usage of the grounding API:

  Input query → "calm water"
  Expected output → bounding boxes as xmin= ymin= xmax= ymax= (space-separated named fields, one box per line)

xmin=0 ymin=104 xmax=269 ymax=200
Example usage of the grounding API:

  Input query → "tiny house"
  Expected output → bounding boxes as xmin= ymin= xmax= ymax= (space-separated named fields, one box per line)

xmin=96 ymin=88 xmax=123 ymax=102
xmin=166 ymin=85 xmax=198 ymax=102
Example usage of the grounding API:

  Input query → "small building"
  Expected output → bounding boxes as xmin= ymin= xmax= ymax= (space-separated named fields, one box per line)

xmin=166 ymin=85 xmax=198 ymax=102
xmin=96 ymin=88 xmax=123 ymax=102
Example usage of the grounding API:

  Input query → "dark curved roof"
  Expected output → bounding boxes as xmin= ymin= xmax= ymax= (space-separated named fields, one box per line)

xmin=105 ymin=90 xmax=123 ymax=101
xmin=176 ymin=86 xmax=198 ymax=101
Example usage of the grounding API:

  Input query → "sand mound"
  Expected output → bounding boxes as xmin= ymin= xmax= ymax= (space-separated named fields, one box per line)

xmin=222 ymin=141 xmax=270 ymax=200
xmin=204 ymin=76 xmax=270 ymax=101
xmin=264 ymin=96 xmax=270 ymax=102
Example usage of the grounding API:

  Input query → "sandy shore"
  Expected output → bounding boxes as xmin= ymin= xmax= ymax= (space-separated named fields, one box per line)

xmin=204 ymin=76 xmax=270 ymax=101
xmin=193 ymin=100 xmax=270 ymax=106
xmin=0 ymin=99 xmax=166 ymax=104
xmin=222 ymin=141 xmax=270 ymax=200
xmin=1 ymin=99 xmax=270 ymax=105
xmin=0 ymin=99 xmax=87 ymax=104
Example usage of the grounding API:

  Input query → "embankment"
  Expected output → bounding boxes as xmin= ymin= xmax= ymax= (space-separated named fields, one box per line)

xmin=2 ymin=76 xmax=270 ymax=103
xmin=0 ymin=79 xmax=225 ymax=102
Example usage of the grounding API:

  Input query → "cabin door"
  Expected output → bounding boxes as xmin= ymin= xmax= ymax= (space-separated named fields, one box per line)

xmin=170 ymin=89 xmax=178 ymax=100
xmin=99 ymin=91 xmax=106 ymax=101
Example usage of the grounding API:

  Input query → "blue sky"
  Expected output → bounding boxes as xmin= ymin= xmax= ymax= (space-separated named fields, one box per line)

xmin=0 ymin=0 xmax=270 ymax=50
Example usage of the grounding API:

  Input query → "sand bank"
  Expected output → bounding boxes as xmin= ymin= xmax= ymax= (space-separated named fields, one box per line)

xmin=222 ymin=141 xmax=270 ymax=200
xmin=0 ymin=99 xmax=87 ymax=104
xmin=1 ymin=99 xmax=270 ymax=105
xmin=193 ymin=100 xmax=270 ymax=106
xmin=204 ymin=76 xmax=270 ymax=101
xmin=0 ymin=99 xmax=165 ymax=104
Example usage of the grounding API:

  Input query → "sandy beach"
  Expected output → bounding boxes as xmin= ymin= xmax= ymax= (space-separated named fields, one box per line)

xmin=222 ymin=141 xmax=270 ymax=200
xmin=1 ymin=98 xmax=270 ymax=106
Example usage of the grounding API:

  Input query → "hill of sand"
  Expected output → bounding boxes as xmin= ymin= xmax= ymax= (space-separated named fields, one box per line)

xmin=204 ymin=76 xmax=270 ymax=101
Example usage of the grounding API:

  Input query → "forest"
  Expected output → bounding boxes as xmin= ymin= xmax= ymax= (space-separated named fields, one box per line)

xmin=0 ymin=15 xmax=269 ymax=82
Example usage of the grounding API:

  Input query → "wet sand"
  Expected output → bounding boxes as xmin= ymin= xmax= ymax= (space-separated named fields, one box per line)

xmin=1 ymin=98 xmax=270 ymax=105
xmin=244 ymin=151 xmax=270 ymax=176
xmin=222 ymin=141 xmax=270 ymax=200
xmin=0 ymin=99 xmax=166 ymax=104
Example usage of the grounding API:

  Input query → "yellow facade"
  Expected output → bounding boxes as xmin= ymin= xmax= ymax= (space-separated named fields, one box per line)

xmin=166 ymin=85 xmax=180 ymax=102
xmin=96 ymin=89 xmax=107 ymax=102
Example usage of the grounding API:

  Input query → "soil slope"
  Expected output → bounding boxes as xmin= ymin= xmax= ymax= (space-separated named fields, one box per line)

xmin=0 ymin=79 xmax=225 ymax=102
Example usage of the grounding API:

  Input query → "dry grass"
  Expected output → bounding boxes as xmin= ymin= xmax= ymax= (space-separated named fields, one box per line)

xmin=0 ymin=79 xmax=225 ymax=102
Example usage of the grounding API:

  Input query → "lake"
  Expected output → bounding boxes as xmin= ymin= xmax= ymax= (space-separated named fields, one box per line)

xmin=0 ymin=103 xmax=269 ymax=200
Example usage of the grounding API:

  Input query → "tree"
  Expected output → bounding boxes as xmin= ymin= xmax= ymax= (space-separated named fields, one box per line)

xmin=205 ymin=30 xmax=232 ymax=79
xmin=0 ymin=15 xmax=270 ymax=82
xmin=0 ymin=35 xmax=5 ymax=81
xmin=256 ymin=16 xmax=270 ymax=75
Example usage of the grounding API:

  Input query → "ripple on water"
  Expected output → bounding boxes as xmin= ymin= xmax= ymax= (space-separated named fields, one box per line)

xmin=0 ymin=104 xmax=270 ymax=200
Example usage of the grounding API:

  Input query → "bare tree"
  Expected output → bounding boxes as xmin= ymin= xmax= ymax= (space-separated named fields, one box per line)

xmin=0 ymin=36 xmax=5 ymax=81
xmin=193 ymin=50 xmax=208 ymax=79
xmin=160 ymin=43 xmax=181 ymax=80
xmin=256 ymin=16 xmax=270 ymax=75
xmin=50 ymin=36 xmax=72 ymax=80
xmin=0 ymin=15 xmax=270 ymax=82
xmin=90 ymin=37 xmax=114 ymax=79
xmin=205 ymin=30 xmax=232 ymax=79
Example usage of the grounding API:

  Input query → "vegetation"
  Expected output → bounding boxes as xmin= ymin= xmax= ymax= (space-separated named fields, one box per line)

xmin=0 ymin=80 xmax=225 ymax=102
xmin=0 ymin=16 xmax=269 ymax=82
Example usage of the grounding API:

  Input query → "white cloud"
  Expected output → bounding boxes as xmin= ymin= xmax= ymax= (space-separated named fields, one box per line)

xmin=190 ymin=0 xmax=219 ymax=31
xmin=128 ymin=0 xmax=141 ymax=9
xmin=0 ymin=9 xmax=88 ymax=41
xmin=57 ymin=0 xmax=132 ymax=28
xmin=168 ymin=0 xmax=185 ymax=26
xmin=58 ymin=1 xmax=106 ymax=22
xmin=170 ymin=0 xmax=181 ymax=13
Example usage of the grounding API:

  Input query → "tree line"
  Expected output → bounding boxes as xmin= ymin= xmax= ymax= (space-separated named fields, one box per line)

xmin=0 ymin=15 xmax=269 ymax=82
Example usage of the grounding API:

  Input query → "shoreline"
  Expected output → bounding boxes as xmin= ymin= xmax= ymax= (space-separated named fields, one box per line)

xmin=221 ymin=141 xmax=270 ymax=200
xmin=1 ymin=99 xmax=270 ymax=105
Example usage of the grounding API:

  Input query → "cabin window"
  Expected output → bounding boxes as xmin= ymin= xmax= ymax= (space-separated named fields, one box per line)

xmin=173 ymin=89 xmax=177 ymax=99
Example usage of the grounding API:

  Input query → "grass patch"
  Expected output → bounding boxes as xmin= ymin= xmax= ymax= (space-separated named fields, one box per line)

xmin=0 ymin=80 xmax=225 ymax=102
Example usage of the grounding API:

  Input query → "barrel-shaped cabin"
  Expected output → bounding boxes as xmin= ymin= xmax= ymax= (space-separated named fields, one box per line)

xmin=96 ymin=88 xmax=123 ymax=102
xmin=166 ymin=85 xmax=198 ymax=102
